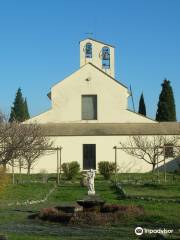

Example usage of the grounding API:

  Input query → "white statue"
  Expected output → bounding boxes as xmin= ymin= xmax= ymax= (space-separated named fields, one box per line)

xmin=87 ymin=169 xmax=96 ymax=195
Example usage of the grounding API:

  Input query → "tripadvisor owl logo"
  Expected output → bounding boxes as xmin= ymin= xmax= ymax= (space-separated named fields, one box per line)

xmin=135 ymin=227 xmax=174 ymax=236
xmin=135 ymin=227 xmax=143 ymax=236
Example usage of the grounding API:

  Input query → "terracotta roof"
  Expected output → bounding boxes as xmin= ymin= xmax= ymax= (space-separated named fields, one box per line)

xmin=29 ymin=122 xmax=180 ymax=136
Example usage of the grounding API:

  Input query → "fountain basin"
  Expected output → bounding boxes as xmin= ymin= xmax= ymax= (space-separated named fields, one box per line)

xmin=77 ymin=195 xmax=105 ymax=212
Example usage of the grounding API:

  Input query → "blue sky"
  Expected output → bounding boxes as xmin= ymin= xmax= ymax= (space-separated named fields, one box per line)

xmin=0 ymin=0 xmax=180 ymax=120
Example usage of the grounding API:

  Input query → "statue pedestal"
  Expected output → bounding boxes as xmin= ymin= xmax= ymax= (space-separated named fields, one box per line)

xmin=77 ymin=195 xmax=105 ymax=212
xmin=88 ymin=190 xmax=95 ymax=196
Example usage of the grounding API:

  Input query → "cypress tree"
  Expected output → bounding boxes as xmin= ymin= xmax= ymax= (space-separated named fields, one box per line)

xmin=156 ymin=79 xmax=176 ymax=121
xmin=23 ymin=98 xmax=30 ymax=120
xmin=9 ymin=88 xmax=30 ymax=122
xmin=138 ymin=93 xmax=146 ymax=116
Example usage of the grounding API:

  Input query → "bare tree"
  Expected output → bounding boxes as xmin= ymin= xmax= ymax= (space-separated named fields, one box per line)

xmin=119 ymin=135 xmax=177 ymax=172
xmin=0 ymin=121 xmax=25 ymax=168
xmin=20 ymin=124 xmax=53 ymax=175
xmin=0 ymin=116 xmax=53 ymax=174
xmin=0 ymin=111 xmax=5 ymax=123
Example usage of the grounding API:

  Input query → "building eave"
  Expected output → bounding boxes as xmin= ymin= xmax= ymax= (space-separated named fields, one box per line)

xmin=79 ymin=38 xmax=115 ymax=48
xmin=25 ymin=122 xmax=180 ymax=137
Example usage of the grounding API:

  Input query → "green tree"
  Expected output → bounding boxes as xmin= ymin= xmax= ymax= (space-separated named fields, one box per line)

xmin=138 ymin=93 xmax=146 ymax=116
xmin=156 ymin=79 xmax=176 ymax=121
xmin=24 ymin=98 xmax=30 ymax=120
xmin=9 ymin=88 xmax=30 ymax=122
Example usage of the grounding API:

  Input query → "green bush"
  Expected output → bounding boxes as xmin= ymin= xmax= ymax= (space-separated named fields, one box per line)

xmin=98 ymin=161 xmax=115 ymax=180
xmin=62 ymin=161 xmax=80 ymax=180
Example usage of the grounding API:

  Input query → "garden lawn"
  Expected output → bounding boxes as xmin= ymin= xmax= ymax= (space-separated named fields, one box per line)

xmin=0 ymin=182 xmax=55 ymax=206
xmin=0 ymin=174 xmax=179 ymax=239
xmin=122 ymin=183 xmax=180 ymax=199
xmin=115 ymin=172 xmax=180 ymax=183
xmin=47 ymin=178 xmax=119 ymax=205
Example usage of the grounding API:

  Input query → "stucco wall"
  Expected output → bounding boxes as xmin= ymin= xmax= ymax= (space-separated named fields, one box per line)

xmin=80 ymin=39 xmax=115 ymax=78
xmin=26 ymin=64 xmax=155 ymax=124
xmin=12 ymin=135 xmax=178 ymax=174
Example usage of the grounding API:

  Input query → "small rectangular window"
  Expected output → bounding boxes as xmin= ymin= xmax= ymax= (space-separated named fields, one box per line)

xmin=102 ymin=47 xmax=110 ymax=69
xmin=82 ymin=95 xmax=97 ymax=120
xmin=164 ymin=144 xmax=174 ymax=158
xmin=83 ymin=144 xmax=96 ymax=170
xmin=85 ymin=43 xmax=92 ymax=58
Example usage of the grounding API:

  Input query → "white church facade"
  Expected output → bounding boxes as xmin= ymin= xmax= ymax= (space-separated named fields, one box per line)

xmin=25 ymin=38 xmax=180 ymax=173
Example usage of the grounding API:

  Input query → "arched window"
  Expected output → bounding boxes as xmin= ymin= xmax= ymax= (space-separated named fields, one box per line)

xmin=85 ymin=43 xmax=92 ymax=58
xmin=102 ymin=47 xmax=110 ymax=69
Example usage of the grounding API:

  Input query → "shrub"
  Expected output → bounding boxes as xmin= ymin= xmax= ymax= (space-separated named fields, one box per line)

xmin=80 ymin=176 xmax=87 ymax=187
xmin=62 ymin=161 xmax=80 ymax=180
xmin=70 ymin=205 xmax=144 ymax=225
xmin=98 ymin=161 xmax=115 ymax=180
xmin=101 ymin=204 xmax=120 ymax=213
xmin=37 ymin=204 xmax=144 ymax=225
xmin=39 ymin=207 xmax=72 ymax=222
xmin=101 ymin=204 xmax=144 ymax=216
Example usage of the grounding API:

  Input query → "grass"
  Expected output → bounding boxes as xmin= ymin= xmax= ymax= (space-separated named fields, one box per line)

xmin=0 ymin=173 xmax=179 ymax=240
xmin=122 ymin=183 xmax=180 ymax=199
xmin=113 ymin=172 xmax=180 ymax=183
xmin=0 ymin=182 xmax=55 ymax=206
xmin=4 ymin=225 xmax=135 ymax=240
xmin=47 ymin=179 xmax=118 ymax=205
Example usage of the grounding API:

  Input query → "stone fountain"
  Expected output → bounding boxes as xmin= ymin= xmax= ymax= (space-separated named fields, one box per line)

xmin=29 ymin=169 xmax=144 ymax=225
xmin=77 ymin=169 xmax=105 ymax=211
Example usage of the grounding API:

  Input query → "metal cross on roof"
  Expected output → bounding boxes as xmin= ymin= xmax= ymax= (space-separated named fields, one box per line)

xmin=85 ymin=32 xmax=93 ymax=38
